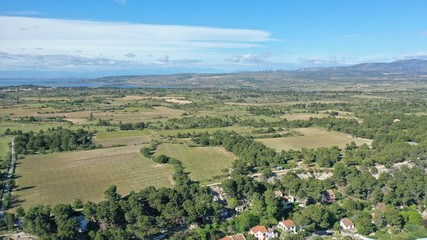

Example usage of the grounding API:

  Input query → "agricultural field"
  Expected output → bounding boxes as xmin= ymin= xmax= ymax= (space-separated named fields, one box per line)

xmin=14 ymin=145 xmax=173 ymax=209
xmin=257 ymin=127 xmax=372 ymax=151
xmin=155 ymin=143 xmax=237 ymax=183
xmin=93 ymin=135 xmax=152 ymax=148
xmin=95 ymin=129 xmax=152 ymax=139
xmin=157 ymin=125 xmax=255 ymax=137
xmin=0 ymin=137 xmax=10 ymax=159
xmin=282 ymin=113 xmax=329 ymax=121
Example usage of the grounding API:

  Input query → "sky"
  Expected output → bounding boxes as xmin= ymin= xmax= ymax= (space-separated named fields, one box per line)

xmin=1 ymin=0 xmax=427 ymax=77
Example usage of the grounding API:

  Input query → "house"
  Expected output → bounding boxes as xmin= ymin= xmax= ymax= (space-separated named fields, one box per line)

xmin=189 ymin=222 xmax=199 ymax=229
xmin=220 ymin=234 xmax=247 ymax=240
xmin=266 ymin=228 xmax=278 ymax=239
xmin=277 ymin=219 xmax=297 ymax=234
xmin=274 ymin=190 xmax=283 ymax=198
xmin=340 ymin=218 xmax=355 ymax=230
xmin=235 ymin=205 xmax=246 ymax=212
xmin=321 ymin=189 xmax=336 ymax=203
xmin=249 ymin=225 xmax=268 ymax=240
xmin=283 ymin=195 xmax=299 ymax=208
xmin=74 ymin=215 xmax=89 ymax=233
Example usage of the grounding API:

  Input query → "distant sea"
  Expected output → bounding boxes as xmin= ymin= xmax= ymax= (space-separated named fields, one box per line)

xmin=0 ymin=78 xmax=135 ymax=88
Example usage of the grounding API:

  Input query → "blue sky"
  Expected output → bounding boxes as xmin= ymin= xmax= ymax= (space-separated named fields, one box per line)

xmin=1 ymin=0 xmax=427 ymax=77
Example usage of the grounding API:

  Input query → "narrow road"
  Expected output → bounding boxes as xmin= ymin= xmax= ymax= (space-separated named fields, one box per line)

xmin=0 ymin=138 xmax=16 ymax=217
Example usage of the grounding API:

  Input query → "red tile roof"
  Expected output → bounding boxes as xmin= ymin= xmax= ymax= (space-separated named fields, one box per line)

xmin=219 ymin=234 xmax=246 ymax=240
xmin=340 ymin=218 xmax=354 ymax=227
xmin=280 ymin=219 xmax=296 ymax=228
xmin=250 ymin=225 xmax=268 ymax=234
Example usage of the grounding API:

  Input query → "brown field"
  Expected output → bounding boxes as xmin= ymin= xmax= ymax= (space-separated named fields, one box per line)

xmin=257 ymin=127 xmax=372 ymax=151
xmin=14 ymin=145 xmax=173 ymax=209
xmin=93 ymin=106 xmax=185 ymax=123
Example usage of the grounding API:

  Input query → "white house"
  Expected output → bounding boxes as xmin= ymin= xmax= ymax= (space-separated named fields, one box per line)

xmin=278 ymin=220 xmax=297 ymax=233
xmin=340 ymin=218 xmax=355 ymax=230
xmin=235 ymin=205 xmax=245 ymax=212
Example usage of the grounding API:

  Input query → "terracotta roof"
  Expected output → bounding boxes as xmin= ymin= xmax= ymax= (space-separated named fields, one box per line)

xmin=220 ymin=234 xmax=246 ymax=240
xmin=340 ymin=218 xmax=354 ymax=227
xmin=250 ymin=225 xmax=268 ymax=234
xmin=280 ymin=219 xmax=296 ymax=228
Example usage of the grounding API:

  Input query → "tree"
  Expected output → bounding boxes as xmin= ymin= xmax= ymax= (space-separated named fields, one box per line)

xmin=294 ymin=205 xmax=331 ymax=232
xmin=4 ymin=212 xmax=15 ymax=230
xmin=234 ymin=211 xmax=259 ymax=232
xmin=73 ymin=198 xmax=83 ymax=209
xmin=355 ymin=211 xmax=376 ymax=235
xmin=264 ymin=189 xmax=279 ymax=219
xmin=24 ymin=205 xmax=55 ymax=237
xmin=154 ymin=154 xmax=169 ymax=164
xmin=16 ymin=206 xmax=25 ymax=217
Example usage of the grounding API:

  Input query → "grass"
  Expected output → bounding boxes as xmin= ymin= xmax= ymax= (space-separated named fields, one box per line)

xmin=14 ymin=145 xmax=173 ymax=209
xmin=155 ymin=143 xmax=237 ymax=184
xmin=257 ymin=127 xmax=372 ymax=151
xmin=0 ymin=121 xmax=68 ymax=133
xmin=95 ymin=129 xmax=152 ymax=139
xmin=0 ymin=137 xmax=10 ymax=160
xmin=93 ymin=135 xmax=152 ymax=148
xmin=93 ymin=106 xmax=186 ymax=123
xmin=282 ymin=113 xmax=329 ymax=121
xmin=157 ymin=126 xmax=254 ymax=136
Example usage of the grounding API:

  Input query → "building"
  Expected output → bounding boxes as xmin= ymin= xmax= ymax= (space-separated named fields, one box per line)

xmin=249 ymin=225 xmax=268 ymax=240
xmin=235 ymin=205 xmax=246 ymax=212
xmin=220 ymin=234 xmax=247 ymax=240
xmin=277 ymin=219 xmax=297 ymax=233
xmin=74 ymin=215 xmax=89 ymax=233
xmin=274 ymin=190 xmax=283 ymax=198
xmin=340 ymin=218 xmax=355 ymax=230
xmin=321 ymin=189 xmax=336 ymax=203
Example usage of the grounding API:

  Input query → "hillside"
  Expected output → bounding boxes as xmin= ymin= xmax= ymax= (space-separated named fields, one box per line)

xmin=81 ymin=59 xmax=427 ymax=90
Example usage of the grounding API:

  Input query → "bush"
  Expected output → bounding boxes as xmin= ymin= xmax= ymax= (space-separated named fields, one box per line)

xmin=154 ymin=154 xmax=169 ymax=164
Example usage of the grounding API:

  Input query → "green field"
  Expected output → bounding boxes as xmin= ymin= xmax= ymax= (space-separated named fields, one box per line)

xmin=157 ymin=125 xmax=254 ymax=136
xmin=95 ymin=129 xmax=152 ymax=139
xmin=155 ymin=143 xmax=237 ymax=183
xmin=14 ymin=145 xmax=173 ymax=209
xmin=257 ymin=127 xmax=372 ymax=151
xmin=0 ymin=137 xmax=10 ymax=160
xmin=282 ymin=113 xmax=329 ymax=121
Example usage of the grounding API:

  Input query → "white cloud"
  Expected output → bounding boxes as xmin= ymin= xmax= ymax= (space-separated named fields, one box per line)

xmin=226 ymin=52 xmax=272 ymax=63
xmin=124 ymin=52 xmax=136 ymax=58
xmin=0 ymin=52 xmax=134 ymax=71
xmin=157 ymin=55 xmax=170 ymax=63
xmin=0 ymin=16 xmax=272 ymax=71
xmin=396 ymin=52 xmax=427 ymax=60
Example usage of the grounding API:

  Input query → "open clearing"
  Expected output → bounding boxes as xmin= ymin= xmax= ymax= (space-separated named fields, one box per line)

xmin=94 ymin=135 xmax=152 ymax=148
xmin=0 ymin=137 xmax=10 ymax=159
xmin=257 ymin=127 xmax=372 ymax=151
xmin=155 ymin=143 xmax=237 ymax=183
xmin=282 ymin=113 xmax=329 ymax=121
xmin=14 ymin=145 xmax=173 ymax=209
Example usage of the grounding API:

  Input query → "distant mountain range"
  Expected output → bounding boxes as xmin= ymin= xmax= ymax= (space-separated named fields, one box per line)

xmin=80 ymin=59 xmax=427 ymax=90
xmin=297 ymin=59 xmax=427 ymax=74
